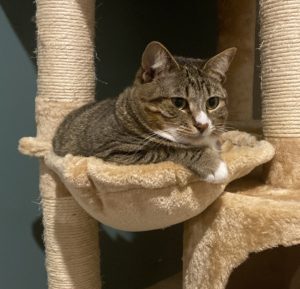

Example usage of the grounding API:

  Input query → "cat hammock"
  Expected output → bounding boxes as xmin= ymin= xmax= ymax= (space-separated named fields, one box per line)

xmin=19 ymin=0 xmax=300 ymax=289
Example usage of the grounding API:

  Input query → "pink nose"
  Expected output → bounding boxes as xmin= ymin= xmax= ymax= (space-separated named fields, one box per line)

xmin=195 ymin=122 xmax=208 ymax=133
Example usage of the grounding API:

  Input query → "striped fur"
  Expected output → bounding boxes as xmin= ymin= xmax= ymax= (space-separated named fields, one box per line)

xmin=53 ymin=42 xmax=236 ymax=182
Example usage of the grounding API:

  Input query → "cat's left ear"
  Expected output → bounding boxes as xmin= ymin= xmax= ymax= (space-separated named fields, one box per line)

xmin=141 ymin=41 xmax=179 ymax=83
xmin=203 ymin=47 xmax=237 ymax=82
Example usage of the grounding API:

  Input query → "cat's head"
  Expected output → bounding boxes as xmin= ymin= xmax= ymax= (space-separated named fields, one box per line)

xmin=133 ymin=41 xmax=236 ymax=145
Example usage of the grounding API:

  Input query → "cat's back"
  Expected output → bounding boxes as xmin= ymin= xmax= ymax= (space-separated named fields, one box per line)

xmin=52 ymin=97 xmax=117 ymax=156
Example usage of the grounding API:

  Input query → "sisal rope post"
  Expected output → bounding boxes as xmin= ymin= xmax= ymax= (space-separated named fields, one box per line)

xmin=260 ymin=0 xmax=300 ymax=189
xmin=36 ymin=0 xmax=101 ymax=288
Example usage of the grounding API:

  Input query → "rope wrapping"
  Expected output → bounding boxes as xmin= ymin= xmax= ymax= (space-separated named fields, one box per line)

xmin=260 ymin=0 xmax=300 ymax=188
xmin=42 ymin=197 xmax=100 ymax=289
xmin=35 ymin=0 xmax=101 ymax=288
xmin=260 ymin=0 xmax=300 ymax=138
xmin=36 ymin=0 xmax=95 ymax=102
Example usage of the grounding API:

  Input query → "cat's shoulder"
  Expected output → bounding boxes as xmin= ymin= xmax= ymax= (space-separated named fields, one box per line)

xmin=80 ymin=96 xmax=117 ymax=111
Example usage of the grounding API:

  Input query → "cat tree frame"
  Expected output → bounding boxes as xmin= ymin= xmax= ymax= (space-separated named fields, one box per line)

xmin=19 ymin=0 xmax=300 ymax=288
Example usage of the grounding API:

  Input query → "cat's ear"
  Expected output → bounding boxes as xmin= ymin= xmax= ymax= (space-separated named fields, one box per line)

xmin=141 ymin=41 xmax=179 ymax=83
xmin=203 ymin=47 xmax=237 ymax=82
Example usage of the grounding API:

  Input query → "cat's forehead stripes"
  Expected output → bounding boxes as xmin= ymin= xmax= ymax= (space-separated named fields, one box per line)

xmin=185 ymin=66 xmax=200 ymax=87
xmin=185 ymin=85 xmax=190 ymax=98
xmin=181 ymin=64 xmax=216 ymax=100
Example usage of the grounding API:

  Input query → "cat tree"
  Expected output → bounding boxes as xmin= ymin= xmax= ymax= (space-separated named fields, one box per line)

xmin=19 ymin=0 xmax=300 ymax=288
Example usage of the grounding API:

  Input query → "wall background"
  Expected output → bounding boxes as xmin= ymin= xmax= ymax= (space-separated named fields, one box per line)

xmin=0 ymin=3 xmax=47 ymax=289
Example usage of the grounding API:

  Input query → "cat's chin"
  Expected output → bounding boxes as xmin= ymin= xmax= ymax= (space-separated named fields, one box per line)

xmin=179 ymin=135 xmax=217 ymax=147
xmin=154 ymin=129 xmax=215 ymax=147
xmin=154 ymin=129 xmax=178 ymax=143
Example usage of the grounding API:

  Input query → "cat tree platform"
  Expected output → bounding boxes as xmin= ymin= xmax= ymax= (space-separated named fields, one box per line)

xmin=19 ymin=131 xmax=275 ymax=232
xmin=21 ymin=113 xmax=300 ymax=289
xmin=19 ymin=0 xmax=300 ymax=288
xmin=148 ymin=177 xmax=300 ymax=289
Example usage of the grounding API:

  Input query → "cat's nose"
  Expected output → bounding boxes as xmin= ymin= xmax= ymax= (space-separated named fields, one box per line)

xmin=195 ymin=122 xmax=209 ymax=134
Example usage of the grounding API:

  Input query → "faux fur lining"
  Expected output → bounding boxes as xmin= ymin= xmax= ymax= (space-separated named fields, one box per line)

xmin=183 ymin=177 xmax=300 ymax=289
xmin=19 ymin=131 xmax=275 ymax=231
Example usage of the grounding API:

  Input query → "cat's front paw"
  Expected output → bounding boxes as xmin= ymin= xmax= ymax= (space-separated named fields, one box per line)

xmin=204 ymin=161 xmax=228 ymax=184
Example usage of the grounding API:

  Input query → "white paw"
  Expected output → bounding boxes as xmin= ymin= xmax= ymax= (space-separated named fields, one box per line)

xmin=205 ymin=161 xmax=229 ymax=184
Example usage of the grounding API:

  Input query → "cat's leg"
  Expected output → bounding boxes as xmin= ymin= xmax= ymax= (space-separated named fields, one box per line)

xmin=178 ymin=148 xmax=228 ymax=184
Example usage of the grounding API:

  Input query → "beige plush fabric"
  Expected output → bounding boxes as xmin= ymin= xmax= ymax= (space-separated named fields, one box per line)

xmin=183 ymin=177 xmax=300 ymax=289
xmin=264 ymin=138 xmax=300 ymax=189
xmin=19 ymin=131 xmax=274 ymax=231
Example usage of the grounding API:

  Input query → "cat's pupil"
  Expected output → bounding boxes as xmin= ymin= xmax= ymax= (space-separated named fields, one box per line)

xmin=206 ymin=97 xmax=220 ymax=110
xmin=172 ymin=97 xmax=187 ymax=110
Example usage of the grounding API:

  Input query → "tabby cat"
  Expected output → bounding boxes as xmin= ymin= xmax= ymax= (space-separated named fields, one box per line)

xmin=53 ymin=41 xmax=236 ymax=183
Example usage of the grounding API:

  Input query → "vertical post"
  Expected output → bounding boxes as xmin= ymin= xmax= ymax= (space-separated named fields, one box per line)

xmin=36 ymin=0 xmax=101 ymax=288
xmin=260 ymin=0 xmax=300 ymax=189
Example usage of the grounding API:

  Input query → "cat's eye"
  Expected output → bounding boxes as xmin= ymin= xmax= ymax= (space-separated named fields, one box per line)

xmin=171 ymin=97 xmax=188 ymax=110
xmin=206 ymin=97 xmax=220 ymax=110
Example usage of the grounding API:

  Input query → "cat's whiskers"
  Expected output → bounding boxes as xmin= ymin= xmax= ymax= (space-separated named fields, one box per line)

xmin=134 ymin=132 xmax=165 ymax=152
xmin=213 ymin=128 xmax=229 ymax=134
xmin=210 ymin=124 xmax=230 ymax=136
xmin=224 ymin=124 xmax=237 ymax=129
xmin=224 ymin=121 xmax=238 ymax=130
xmin=176 ymin=125 xmax=194 ymax=134
xmin=137 ymin=133 xmax=158 ymax=148
xmin=128 ymin=132 xmax=159 ymax=161
xmin=214 ymin=122 xmax=237 ymax=132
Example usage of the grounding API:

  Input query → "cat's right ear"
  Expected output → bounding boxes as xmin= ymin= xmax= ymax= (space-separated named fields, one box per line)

xmin=203 ymin=47 xmax=237 ymax=82
xmin=141 ymin=41 xmax=179 ymax=83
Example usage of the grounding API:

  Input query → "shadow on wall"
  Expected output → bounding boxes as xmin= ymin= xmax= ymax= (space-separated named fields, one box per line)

xmin=95 ymin=0 xmax=217 ymax=101
xmin=227 ymin=245 xmax=300 ymax=289
xmin=0 ymin=0 xmax=36 ymax=61
xmin=32 ymin=216 xmax=183 ymax=289
xmin=2 ymin=0 xmax=217 ymax=288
